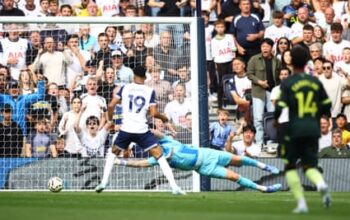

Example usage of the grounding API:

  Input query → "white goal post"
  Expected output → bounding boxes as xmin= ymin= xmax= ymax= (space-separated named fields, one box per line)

xmin=0 ymin=16 xmax=201 ymax=192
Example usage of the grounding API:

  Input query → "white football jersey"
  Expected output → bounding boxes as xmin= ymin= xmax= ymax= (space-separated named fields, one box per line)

xmin=80 ymin=94 xmax=107 ymax=130
xmin=117 ymin=83 xmax=157 ymax=133
xmin=0 ymin=37 xmax=28 ymax=80
xmin=323 ymin=40 xmax=350 ymax=64
xmin=96 ymin=0 xmax=120 ymax=17
xmin=80 ymin=128 xmax=108 ymax=157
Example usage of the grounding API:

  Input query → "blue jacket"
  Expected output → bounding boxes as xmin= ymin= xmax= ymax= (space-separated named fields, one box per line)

xmin=0 ymin=80 xmax=46 ymax=135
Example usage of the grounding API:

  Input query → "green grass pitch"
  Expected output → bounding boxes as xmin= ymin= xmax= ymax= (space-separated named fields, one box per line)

xmin=1 ymin=192 xmax=349 ymax=220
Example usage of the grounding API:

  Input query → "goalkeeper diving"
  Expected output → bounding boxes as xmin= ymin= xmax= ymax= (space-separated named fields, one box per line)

xmin=115 ymin=128 xmax=282 ymax=193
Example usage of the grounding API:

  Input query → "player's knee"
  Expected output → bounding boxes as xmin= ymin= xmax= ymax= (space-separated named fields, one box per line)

xmin=227 ymin=170 xmax=240 ymax=181
xmin=302 ymin=164 xmax=317 ymax=173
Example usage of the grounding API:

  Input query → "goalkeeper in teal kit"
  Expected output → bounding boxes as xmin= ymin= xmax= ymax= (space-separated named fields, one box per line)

xmin=115 ymin=130 xmax=282 ymax=193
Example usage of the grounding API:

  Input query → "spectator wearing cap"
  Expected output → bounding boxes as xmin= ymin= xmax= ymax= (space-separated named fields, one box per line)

xmin=111 ymin=50 xmax=134 ymax=86
xmin=66 ymin=34 xmax=91 ymax=90
xmin=0 ymin=104 xmax=24 ymax=157
xmin=0 ymin=80 xmax=46 ymax=136
xmin=247 ymin=38 xmax=281 ymax=146
xmin=335 ymin=113 xmax=350 ymax=145
xmin=225 ymin=124 xmax=261 ymax=158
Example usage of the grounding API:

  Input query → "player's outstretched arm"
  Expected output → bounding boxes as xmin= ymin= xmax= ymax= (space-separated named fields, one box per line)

xmin=149 ymin=105 xmax=168 ymax=123
xmin=115 ymin=158 xmax=152 ymax=168
xmin=150 ymin=128 xmax=165 ymax=139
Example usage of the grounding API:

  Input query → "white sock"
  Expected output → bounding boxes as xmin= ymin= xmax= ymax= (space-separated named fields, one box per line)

xmin=157 ymin=156 xmax=178 ymax=190
xmin=316 ymin=181 xmax=328 ymax=192
xmin=256 ymin=162 xmax=266 ymax=169
xmin=100 ymin=148 xmax=117 ymax=186
xmin=297 ymin=198 xmax=307 ymax=209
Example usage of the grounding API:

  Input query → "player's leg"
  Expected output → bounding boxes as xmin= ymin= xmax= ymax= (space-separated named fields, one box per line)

xmin=95 ymin=132 xmax=128 ymax=193
xmin=283 ymin=139 xmax=308 ymax=213
xmin=302 ymin=138 xmax=331 ymax=208
xmin=211 ymin=166 xmax=281 ymax=193
xmin=228 ymin=154 xmax=280 ymax=174
xmin=140 ymin=131 xmax=185 ymax=195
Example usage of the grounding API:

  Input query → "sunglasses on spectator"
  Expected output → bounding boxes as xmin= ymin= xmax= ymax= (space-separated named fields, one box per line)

xmin=323 ymin=66 xmax=332 ymax=70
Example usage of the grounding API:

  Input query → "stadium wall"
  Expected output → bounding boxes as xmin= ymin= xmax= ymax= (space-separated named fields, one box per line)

xmin=1 ymin=158 xmax=349 ymax=192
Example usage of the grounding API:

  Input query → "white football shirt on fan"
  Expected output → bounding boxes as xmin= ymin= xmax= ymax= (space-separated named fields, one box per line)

xmin=233 ymin=75 xmax=252 ymax=98
xmin=96 ymin=0 xmax=120 ymax=17
xmin=231 ymin=140 xmax=261 ymax=157
xmin=264 ymin=25 xmax=291 ymax=43
xmin=80 ymin=94 xmax=107 ymax=129
xmin=323 ymin=40 xmax=350 ymax=65
xmin=66 ymin=49 xmax=91 ymax=89
xmin=211 ymin=34 xmax=236 ymax=63
xmin=0 ymin=37 xmax=28 ymax=80
xmin=116 ymin=83 xmax=157 ymax=133
xmin=80 ymin=128 xmax=109 ymax=157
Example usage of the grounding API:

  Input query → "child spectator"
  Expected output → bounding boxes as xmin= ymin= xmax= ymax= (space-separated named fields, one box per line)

xmin=25 ymin=117 xmax=57 ymax=158
xmin=75 ymin=105 xmax=112 ymax=158
xmin=210 ymin=109 xmax=235 ymax=150
xmin=211 ymin=19 xmax=237 ymax=109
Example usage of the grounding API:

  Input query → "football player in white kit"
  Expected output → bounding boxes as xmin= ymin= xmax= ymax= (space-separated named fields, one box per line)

xmin=95 ymin=66 xmax=185 ymax=195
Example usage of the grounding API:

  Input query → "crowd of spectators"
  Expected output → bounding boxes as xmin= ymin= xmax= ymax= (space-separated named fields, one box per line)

xmin=1 ymin=0 xmax=350 ymax=158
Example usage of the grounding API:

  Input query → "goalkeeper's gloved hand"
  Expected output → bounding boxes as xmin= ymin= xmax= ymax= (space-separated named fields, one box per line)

xmin=114 ymin=158 xmax=127 ymax=166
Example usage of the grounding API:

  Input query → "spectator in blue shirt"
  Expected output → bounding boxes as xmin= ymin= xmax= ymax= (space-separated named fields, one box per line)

xmin=210 ymin=109 xmax=235 ymax=150
xmin=230 ymin=0 xmax=265 ymax=64
xmin=0 ymin=79 xmax=46 ymax=136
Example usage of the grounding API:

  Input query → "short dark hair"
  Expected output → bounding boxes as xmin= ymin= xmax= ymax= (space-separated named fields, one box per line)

xmin=313 ymin=56 xmax=326 ymax=64
xmin=280 ymin=67 xmax=291 ymax=76
xmin=243 ymin=124 xmax=256 ymax=134
xmin=272 ymin=10 xmax=284 ymax=19
xmin=291 ymin=46 xmax=309 ymax=69
xmin=261 ymin=38 xmax=274 ymax=48
xmin=86 ymin=116 xmax=100 ymax=126
xmin=336 ymin=113 xmax=347 ymax=121
xmin=303 ymin=24 xmax=314 ymax=31
xmin=214 ymin=19 xmax=225 ymax=27
xmin=331 ymin=22 xmax=343 ymax=32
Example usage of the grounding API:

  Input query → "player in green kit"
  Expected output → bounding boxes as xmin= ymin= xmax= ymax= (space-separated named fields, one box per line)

xmin=275 ymin=46 xmax=332 ymax=214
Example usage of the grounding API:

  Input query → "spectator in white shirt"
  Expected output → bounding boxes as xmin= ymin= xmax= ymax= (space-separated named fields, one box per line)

xmin=225 ymin=124 xmax=261 ymax=158
xmin=265 ymin=10 xmax=291 ymax=44
xmin=319 ymin=115 xmax=332 ymax=151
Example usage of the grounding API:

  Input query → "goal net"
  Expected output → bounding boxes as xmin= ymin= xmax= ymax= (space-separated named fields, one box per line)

xmin=0 ymin=17 xmax=200 ymax=192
